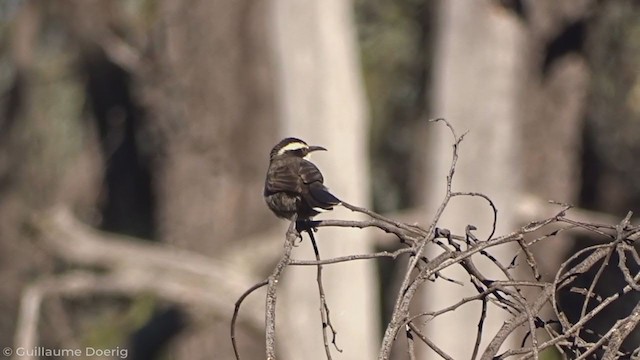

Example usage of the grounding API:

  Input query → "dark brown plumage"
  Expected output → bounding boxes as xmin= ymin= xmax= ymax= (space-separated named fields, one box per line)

xmin=264 ymin=138 xmax=340 ymax=220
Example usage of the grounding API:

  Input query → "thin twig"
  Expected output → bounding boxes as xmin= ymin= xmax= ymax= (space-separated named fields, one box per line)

xmin=307 ymin=229 xmax=342 ymax=358
xmin=408 ymin=322 xmax=454 ymax=360
xmin=341 ymin=202 xmax=427 ymax=238
xmin=380 ymin=118 xmax=465 ymax=359
xmin=471 ymin=298 xmax=487 ymax=360
xmin=451 ymin=191 xmax=498 ymax=241
xmin=231 ymin=279 xmax=269 ymax=360
xmin=290 ymin=247 xmax=414 ymax=266
xmin=225 ymin=120 xmax=640 ymax=360
xmin=406 ymin=325 xmax=417 ymax=360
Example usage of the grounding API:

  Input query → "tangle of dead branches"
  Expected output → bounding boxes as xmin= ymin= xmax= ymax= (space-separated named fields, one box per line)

xmin=231 ymin=119 xmax=640 ymax=360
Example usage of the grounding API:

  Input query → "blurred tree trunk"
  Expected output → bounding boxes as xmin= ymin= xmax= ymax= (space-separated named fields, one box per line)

xmin=0 ymin=1 xmax=50 ymax=344
xmin=423 ymin=1 xmax=526 ymax=358
xmin=573 ymin=0 xmax=640 ymax=349
xmin=272 ymin=0 xmax=379 ymax=359
xmin=0 ymin=0 xmax=102 ymax=346
xmin=422 ymin=1 xmax=592 ymax=358
xmin=156 ymin=0 xmax=279 ymax=253
xmin=153 ymin=0 xmax=279 ymax=358
xmin=3 ymin=0 xmax=376 ymax=358
xmin=519 ymin=0 xmax=590 ymax=276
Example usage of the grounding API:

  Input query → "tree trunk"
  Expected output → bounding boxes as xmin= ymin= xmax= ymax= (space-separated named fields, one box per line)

xmin=272 ymin=0 xmax=379 ymax=358
xmin=154 ymin=0 xmax=279 ymax=358
xmin=424 ymin=1 xmax=526 ymax=357
xmin=156 ymin=0 xmax=279 ymax=254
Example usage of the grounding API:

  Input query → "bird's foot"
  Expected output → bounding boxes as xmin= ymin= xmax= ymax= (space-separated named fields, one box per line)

xmin=295 ymin=219 xmax=319 ymax=234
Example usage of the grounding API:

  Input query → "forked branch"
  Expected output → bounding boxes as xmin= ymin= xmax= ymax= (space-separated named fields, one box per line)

xmin=232 ymin=120 xmax=640 ymax=360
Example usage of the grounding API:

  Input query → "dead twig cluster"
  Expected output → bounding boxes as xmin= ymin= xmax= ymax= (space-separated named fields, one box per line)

xmin=232 ymin=119 xmax=640 ymax=360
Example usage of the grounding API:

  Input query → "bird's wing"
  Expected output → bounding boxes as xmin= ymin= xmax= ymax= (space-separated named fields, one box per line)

xmin=300 ymin=160 xmax=340 ymax=206
xmin=265 ymin=159 xmax=339 ymax=207
xmin=265 ymin=163 xmax=301 ymax=194
xmin=307 ymin=182 xmax=341 ymax=207
xmin=299 ymin=160 xmax=324 ymax=184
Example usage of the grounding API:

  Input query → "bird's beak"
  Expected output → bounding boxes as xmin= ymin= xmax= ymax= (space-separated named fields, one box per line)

xmin=308 ymin=145 xmax=327 ymax=153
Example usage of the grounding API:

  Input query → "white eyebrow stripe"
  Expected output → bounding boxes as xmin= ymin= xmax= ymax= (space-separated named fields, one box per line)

xmin=277 ymin=142 xmax=308 ymax=155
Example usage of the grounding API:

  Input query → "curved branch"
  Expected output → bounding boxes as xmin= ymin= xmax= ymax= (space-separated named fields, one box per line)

xmin=265 ymin=220 xmax=299 ymax=359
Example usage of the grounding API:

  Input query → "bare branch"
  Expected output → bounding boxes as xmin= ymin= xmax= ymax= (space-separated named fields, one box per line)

xmin=232 ymin=280 xmax=268 ymax=360
xmin=230 ymin=120 xmax=640 ymax=360
xmin=265 ymin=220 xmax=300 ymax=359
xmin=307 ymin=229 xmax=341 ymax=359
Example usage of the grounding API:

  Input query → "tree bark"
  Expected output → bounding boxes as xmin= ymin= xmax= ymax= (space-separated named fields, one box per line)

xmin=156 ymin=0 xmax=279 ymax=254
xmin=154 ymin=0 xmax=279 ymax=358
xmin=272 ymin=0 xmax=379 ymax=359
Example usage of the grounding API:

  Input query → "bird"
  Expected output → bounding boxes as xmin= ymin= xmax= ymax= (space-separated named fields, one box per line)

xmin=264 ymin=137 xmax=341 ymax=220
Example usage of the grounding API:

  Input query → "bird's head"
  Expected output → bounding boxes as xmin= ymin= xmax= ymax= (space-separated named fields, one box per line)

xmin=269 ymin=137 xmax=327 ymax=160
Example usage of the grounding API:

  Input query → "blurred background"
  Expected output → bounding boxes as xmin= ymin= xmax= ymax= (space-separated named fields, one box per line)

xmin=1 ymin=0 xmax=639 ymax=359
